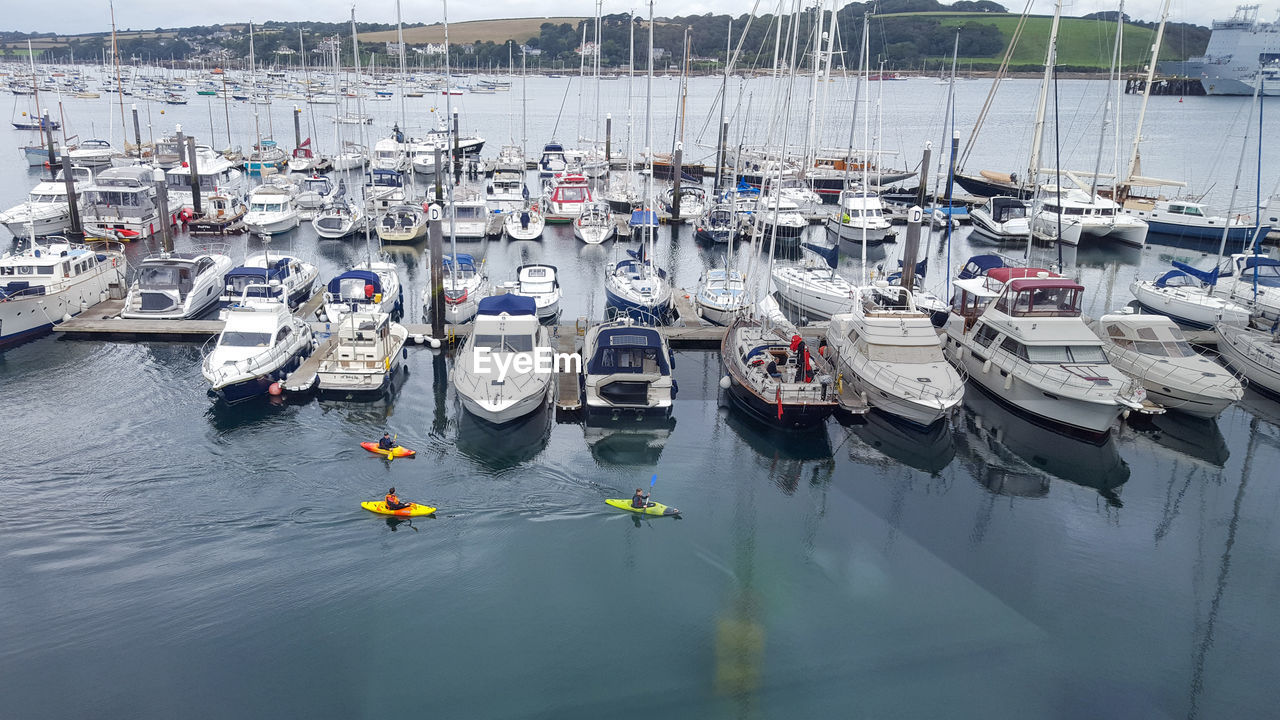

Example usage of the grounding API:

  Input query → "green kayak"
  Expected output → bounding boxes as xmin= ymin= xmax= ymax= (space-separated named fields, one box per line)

xmin=606 ymin=499 xmax=680 ymax=516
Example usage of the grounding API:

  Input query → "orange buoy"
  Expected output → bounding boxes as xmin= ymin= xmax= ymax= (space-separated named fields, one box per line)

xmin=268 ymin=382 xmax=283 ymax=396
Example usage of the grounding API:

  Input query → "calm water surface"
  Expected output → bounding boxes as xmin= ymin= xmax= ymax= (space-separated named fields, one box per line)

xmin=2 ymin=74 xmax=1279 ymax=719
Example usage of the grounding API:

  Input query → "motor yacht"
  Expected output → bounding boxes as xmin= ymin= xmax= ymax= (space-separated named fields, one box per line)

xmin=315 ymin=311 xmax=408 ymax=395
xmin=969 ymin=196 xmax=1030 ymax=242
xmin=443 ymin=190 xmax=489 ymax=239
xmin=243 ymin=183 xmax=300 ymax=236
xmin=1031 ymin=184 xmax=1149 ymax=247
xmin=80 ymin=165 xmax=163 ymax=241
xmin=201 ymin=285 xmax=314 ymax=403
xmin=497 ymin=264 xmax=561 ymax=322
xmin=543 ymin=173 xmax=591 ymax=222
xmin=295 ymin=175 xmax=342 ymax=214
xmin=581 ymin=317 xmax=676 ymax=419
xmin=122 ymin=247 xmax=235 ymax=320
xmin=453 ymin=294 xmax=553 ymax=425
xmin=0 ymin=239 xmax=127 ymax=347
xmin=220 ymin=253 xmax=318 ymax=310
xmin=826 ymin=189 xmax=891 ymax=246
xmin=0 ymin=166 xmax=91 ymax=238
xmin=311 ymin=199 xmax=366 ymax=239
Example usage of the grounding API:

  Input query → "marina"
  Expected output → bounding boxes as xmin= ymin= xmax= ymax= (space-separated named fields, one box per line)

xmin=4 ymin=2 xmax=1280 ymax=718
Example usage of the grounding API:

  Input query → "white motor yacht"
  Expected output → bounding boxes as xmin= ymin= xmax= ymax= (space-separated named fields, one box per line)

xmin=1121 ymin=198 xmax=1252 ymax=242
xmin=295 ymin=175 xmax=342 ymax=213
xmin=363 ymin=170 xmax=406 ymax=215
xmin=322 ymin=262 xmax=403 ymax=324
xmin=201 ymin=285 xmax=314 ymax=404
xmin=453 ymin=294 xmax=553 ymax=425
xmin=943 ymin=266 xmax=1149 ymax=436
xmin=1215 ymin=322 xmax=1280 ymax=396
xmin=80 ymin=165 xmax=163 ymax=241
xmin=0 ymin=166 xmax=92 ymax=238
xmin=371 ymin=134 xmax=409 ymax=172
xmin=443 ymin=190 xmax=489 ymax=239
xmin=581 ymin=317 xmax=675 ymax=418
xmin=826 ymin=190 xmax=892 ymax=246
xmin=498 ymin=264 xmax=561 ymax=322
xmin=1094 ymin=312 xmax=1243 ymax=418
xmin=543 ymin=173 xmax=591 ymax=222
xmin=1031 ymin=184 xmax=1149 ymax=247
xmin=315 ymin=311 xmax=408 ymax=395
xmin=122 ymin=247 xmax=235 ymax=320
xmin=220 ymin=253 xmax=318 ymax=310
xmin=0 ymin=239 xmax=127 ymax=347
xmin=504 ymin=202 xmax=545 ymax=240
xmin=163 ymin=145 xmax=245 ymax=213
xmin=243 ymin=183 xmax=300 ymax=236
xmin=574 ymin=202 xmax=615 ymax=244
xmin=67 ymin=138 xmax=119 ymax=168
xmin=828 ymin=284 xmax=964 ymax=427
xmin=969 ymin=196 xmax=1030 ymax=242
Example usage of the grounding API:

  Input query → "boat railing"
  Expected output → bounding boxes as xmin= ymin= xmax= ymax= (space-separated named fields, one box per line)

xmin=993 ymin=349 xmax=1142 ymax=401
xmin=1107 ymin=344 xmax=1244 ymax=395
xmin=201 ymin=321 xmax=307 ymax=383
xmin=838 ymin=347 xmax=953 ymax=402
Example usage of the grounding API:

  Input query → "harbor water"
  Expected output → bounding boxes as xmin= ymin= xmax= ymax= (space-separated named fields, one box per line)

xmin=2 ymin=75 xmax=1280 ymax=718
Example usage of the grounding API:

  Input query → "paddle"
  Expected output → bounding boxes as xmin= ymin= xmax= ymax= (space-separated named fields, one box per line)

xmin=648 ymin=473 xmax=656 ymax=508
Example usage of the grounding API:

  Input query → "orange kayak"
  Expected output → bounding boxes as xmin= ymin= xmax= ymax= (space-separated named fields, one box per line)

xmin=361 ymin=441 xmax=416 ymax=458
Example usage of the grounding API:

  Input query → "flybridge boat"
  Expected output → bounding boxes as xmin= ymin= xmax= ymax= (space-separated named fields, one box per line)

xmin=371 ymin=134 xmax=409 ymax=172
xmin=1093 ymin=312 xmax=1243 ymax=418
xmin=322 ymin=263 xmax=403 ymax=325
xmin=453 ymin=294 xmax=553 ymax=425
xmin=0 ymin=239 xmax=127 ymax=347
xmin=943 ymin=266 xmax=1150 ymax=437
xmin=243 ymin=183 xmax=300 ymax=236
xmin=1031 ymin=184 xmax=1149 ymax=247
xmin=122 ymin=247 xmax=235 ymax=320
xmin=828 ymin=285 xmax=964 ymax=427
xmin=201 ymin=285 xmax=314 ymax=404
xmin=81 ymin=166 xmax=163 ymax=242
xmin=825 ymin=190 xmax=891 ymax=247
xmin=543 ymin=173 xmax=591 ymax=222
xmin=581 ymin=317 xmax=676 ymax=418
xmin=315 ymin=311 xmax=408 ymax=396
xmin=163 ymin=145 xmax=245 ymax=212
xmin=721 ymin=317 xmax=839 ymax=429
xmin=219 ymin=253 xmax=318 ymax=310
xmin=0 ymin=166 xmax=92 ymax=239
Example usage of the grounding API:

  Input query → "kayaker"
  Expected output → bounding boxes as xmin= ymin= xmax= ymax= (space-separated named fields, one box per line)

xmin=631 ymin=488 xmax=651 ymax=509
xmin=378 ymin=433 xmax=394 ymax=451
xmin=385 ymin=487 xmax=411 ymax=511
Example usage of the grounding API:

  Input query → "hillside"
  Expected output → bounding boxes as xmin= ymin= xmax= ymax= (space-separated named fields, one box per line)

xmin=359 ymin=17 xmax=586 ymax=46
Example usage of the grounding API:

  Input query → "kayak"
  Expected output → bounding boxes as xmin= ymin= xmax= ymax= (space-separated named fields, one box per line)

xmin=361 ymin=441 xmax=415 ymax=458
xmin=605 ymin=499 xmax=680 ymax=516
xmin=361 ymin=501 xmax=436 ymax=517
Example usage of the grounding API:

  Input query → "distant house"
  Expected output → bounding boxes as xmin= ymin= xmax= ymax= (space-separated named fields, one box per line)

xmin=519 ymin=45 xmax=542 ymax=57
xmin=421 ymin=43 xmax=447 ymax=55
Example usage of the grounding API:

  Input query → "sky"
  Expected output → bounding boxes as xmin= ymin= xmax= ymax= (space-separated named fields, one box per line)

xmin=2 ymin=0 xmax=1266 ymax=36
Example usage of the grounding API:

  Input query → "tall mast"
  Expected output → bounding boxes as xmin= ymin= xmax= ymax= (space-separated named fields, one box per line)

xmin=804 ymin=0 xmax=823 ymax=172
xmin=1090 ymin=1 xmax=1123 ymax=199
xmin=1028 ymin=0 xmax=1063 ymax=187
xmin=396 ymin=0 xmax=407 ymax=132
xmin=109 ymin=1 xmax=128 ymax=147
xmin=444 ymin=0 xmax=458 ymax=285
xmin=1121 ymin=0 xmax=1173 ymax=195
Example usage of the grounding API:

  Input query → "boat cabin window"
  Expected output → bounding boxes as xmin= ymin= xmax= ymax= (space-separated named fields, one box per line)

xmin=275 ymin=326 xmax=292 ymax=344
xmin=556 ymin=187 xmax=586 ymax=203
xmin=996 ymin=205 xmax=1026 ymax=221
xmin=1000 ymin=337 xmax=1106 ymax=364
xmin=90 ymin=190 xmax=142 ymax=207
xmin=1240 ymin=262 xmax=1280 ymax=288
xmin=996 ymin=285 xmax=1081 ymax=317
xmin=473 ymin=333 xmax=534 ymax=353
xmin=194 ymin=257 xmax=215 ymax=275
xmin=973 ymin=322 xmax=1000 ymax=348
xmin=220 ymin=331 xmax=272 ymax=347
xmin=139 ymin=265 xmax=190 ymax=288
xmin=860 ymin=341 xmax=943 ymax=364
xmin=1106 ymin=324 xmax=1197 ymax=357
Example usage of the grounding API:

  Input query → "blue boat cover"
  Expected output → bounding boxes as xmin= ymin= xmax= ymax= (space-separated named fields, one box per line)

xmin=226 ymin=259 xmax=292 ymax=282
xmin=443 ymin=254 xmax=476 ymax=272
xmin=478 ymin=293 xmax=536 ymax=316
xmin=630 ymin=209 xmax=658 ymax=227
xmin=542 ymin=142 xmax=565 ymax=153
xmin=957 ymin=254 xmax=1006 ymax=280
xmin=1244 ymin=256 xmax=1280 ymax=270
xmin=801 ymin=242 xmax=839 ymax=270
xmin=1165 ymin=261 xmax=1218 ymax=286
xmin=586 ymin=326 xmax=670 ymax=375
xmin=326 ymin=269 xmax=382 ymax=295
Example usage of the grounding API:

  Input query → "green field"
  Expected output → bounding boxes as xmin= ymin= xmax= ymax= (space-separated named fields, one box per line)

xmin=880 ymin=13 xmax=1168 ymax=69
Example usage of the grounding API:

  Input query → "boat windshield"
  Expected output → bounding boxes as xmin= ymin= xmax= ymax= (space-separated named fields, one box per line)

xmin=996 ymin=206 xmax=1026 ymax=221
xmin=1240 ymin=263 xmax=1280 ymax=288
xmin=1106 ymin=323 xmax=1198 ymax=357
xmin=861 ymin=343 xmax=943 ymax=364
xmin=1022 ymin=345 xmax=1107 ymax=364
xmin=219 ymin=331 xmax=272 ymax=347
xmin=555 ymin=187 xmax=587 ymax=203
xmin=473 ymin=333 xmax=534 ymax=353
xmin=522 ymin=281 xmax=555 ymax=295
xmin=138 ymin=265 xmax=188 ymax=288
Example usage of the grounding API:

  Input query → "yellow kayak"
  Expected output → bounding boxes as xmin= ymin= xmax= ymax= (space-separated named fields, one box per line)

xmin=361 ymin=501 xmax=437 ymax=517
xmin=361 ymin=442 xmax=415 ymax=458
xmin=605 ymin=499 xmax=680 ymax=516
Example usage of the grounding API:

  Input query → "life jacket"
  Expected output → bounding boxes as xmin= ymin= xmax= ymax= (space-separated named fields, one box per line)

xmin=632 ymin=495 xmax=646 ymax=508
xmin=379 ymin=438 xmax=393 ymax=449
xmin=385 ymin=493 xmax=400 ymax=506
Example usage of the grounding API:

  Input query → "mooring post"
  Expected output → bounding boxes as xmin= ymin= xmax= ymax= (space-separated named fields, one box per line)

xmin=59 ymin=153 xmax=82 ymax=237
xmin=186 ymin=136 xmax=202 ymax=217
xmin=429 ymin=147 xmax=445 ymax=339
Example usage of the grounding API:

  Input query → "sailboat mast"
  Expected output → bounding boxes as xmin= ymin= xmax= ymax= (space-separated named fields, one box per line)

xmin=1122 ymin=0 xmax=1172 ymax=195
xmin=1028 ymin=0 xmax=1063 ymax=186
xmin=444 ymin=0 xmax=458 ymax=285
xmin=109 ymin=1 xmax=128 ymax=148
xmin=1091 ymin=3 xmax=1124 ymax=199
xmin=1215 ymin=80 xmax=1261 ymax=265
xmin=860 ymin=11 xmax=871 ymax=283
xmin=645 ymin=0 xmax=654 ymax=261
xmin=396 ymin=0 xmax=407 ymax=132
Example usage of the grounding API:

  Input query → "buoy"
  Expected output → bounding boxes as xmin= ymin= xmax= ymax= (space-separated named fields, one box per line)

xmin=268 ymin=382 xmax=283 ymax=396
xmin=428 ymin=337 xmax=441 ymax=349
xmin=719 ymin=375 xmax=732 ymax=390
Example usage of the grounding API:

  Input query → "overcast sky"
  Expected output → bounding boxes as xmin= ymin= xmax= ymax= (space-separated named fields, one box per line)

xmin=4 ymin=0 xmax=1264 ymax=35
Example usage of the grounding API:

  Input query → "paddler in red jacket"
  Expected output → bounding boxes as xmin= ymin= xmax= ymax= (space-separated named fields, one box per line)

xmin=385 ymin=487 xmax=411 ymax=511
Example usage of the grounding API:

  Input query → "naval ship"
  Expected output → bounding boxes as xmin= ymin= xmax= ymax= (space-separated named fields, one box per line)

xmin=1161 ymin=4 xmax=1280 ymax=95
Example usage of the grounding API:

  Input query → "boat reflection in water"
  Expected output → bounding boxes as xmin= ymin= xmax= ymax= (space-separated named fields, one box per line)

xmin=456 ymin=402 xmax=552 ymax=471
xmin=1127 ymin=411 xmax=1230 ymax=467
xmin=842 ymin=409 xmax=955 ymax=475
xmin=960 ymin=383 xmax=1130 ymax=505
xmin=722 ymin=406 xmax=834 ymax=462
xmin=582 ymin=415 xmax=677 ymax=466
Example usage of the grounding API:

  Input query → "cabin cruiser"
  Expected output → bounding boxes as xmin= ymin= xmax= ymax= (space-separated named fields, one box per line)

xmin=1121 ymin=198 xmax=1252 ymax=242
xmin=694 ymin=268 xmax=749 ymax=326
xmin=574 ymin=202 xmax=615 ymax=244
xmin=1130 ymin=261 xmax=1254 ymax=329
xmin=943 ymin=266 xmax=1149 ymax=436
xmin=189 ymin=193 xmax=248 ymax=236
xmin=1030 ymin=184 xmax=1149 ymax=247
xmin=0 ymin=166 xmax=92 ymax=238
xmin=543 ymin=173 xmax=591 ymax=222
xmin=453 ymin=294 xmax=553 ymax=425
xmin=1211 ymin=254 xmax=1280 ymax=323
xmin=122 ymin=247 xmax=235 ymax=320
xmin=825 ymin=190 xmax=891 ymax=246
xmin=295 ymin=175 xmax=342 ymax=213
xmin=694 ymin=203 xmax=738 ymax=244
xmin=0 ymin=239 xmax=127 ymax=347
xmin=504 ymin=202 xmax=545 ymax=240
xmin=538 ymin=141 xmax=569 ymax=177
xmin=486 ymin=150 xmax=526 ymax=207
xmin=721 ymin=317 xmax=838 ymax=429
xmin=1215 ymin=322 xmax=1280 ymax=397
xmin=163 ymin=145 xmax=245 ymax=212
xmin=311 ymin=199 xmax=366 ymax=239
xmin=315 ymin=311 xmax=408 ymax=395
xmin=581 ymin=317 xmax=676 ymax=418
xmin=1093 ymin=312 xmax=1243 ymax=418
xmin=243 ymin=182 xmax=300 ymax=236
xmin=443 ymin=190 xmax=489 ymax=239
xmin=322 ymin=262 xmax=403 ymax=324
xmin=497 ymin=264 xmax=561 ymax=322
xmin=428 ymin=253 xmax=489 ymax=324
xmin=771 ymin=243 xmax=857 ymax=321
xmin=828 ymin=285 xmax=964 ymax=427
xmin=67 ymin=138 xmax=119 ymax=168
xmin=371 ymin=134 xmax=409 ymax=172
xmin=81 ymin=165 xmax=162 ymax=241
xmin=605 ymin=248 xmax=671 ymax=323
xmin=376 ymin=204 xmax=428 ymax=243
xmin=970 ymin=196 xmax=1030 ymax=242
xmin=201 ymin=285 xmax=314 ymax=404
xmin=245 ymin=140 xmax=288 ymax=177
xmin=220 ymin=253 xmax=318 ymax=310
xmin=363 ymin=169 xmax=406 ymax=215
